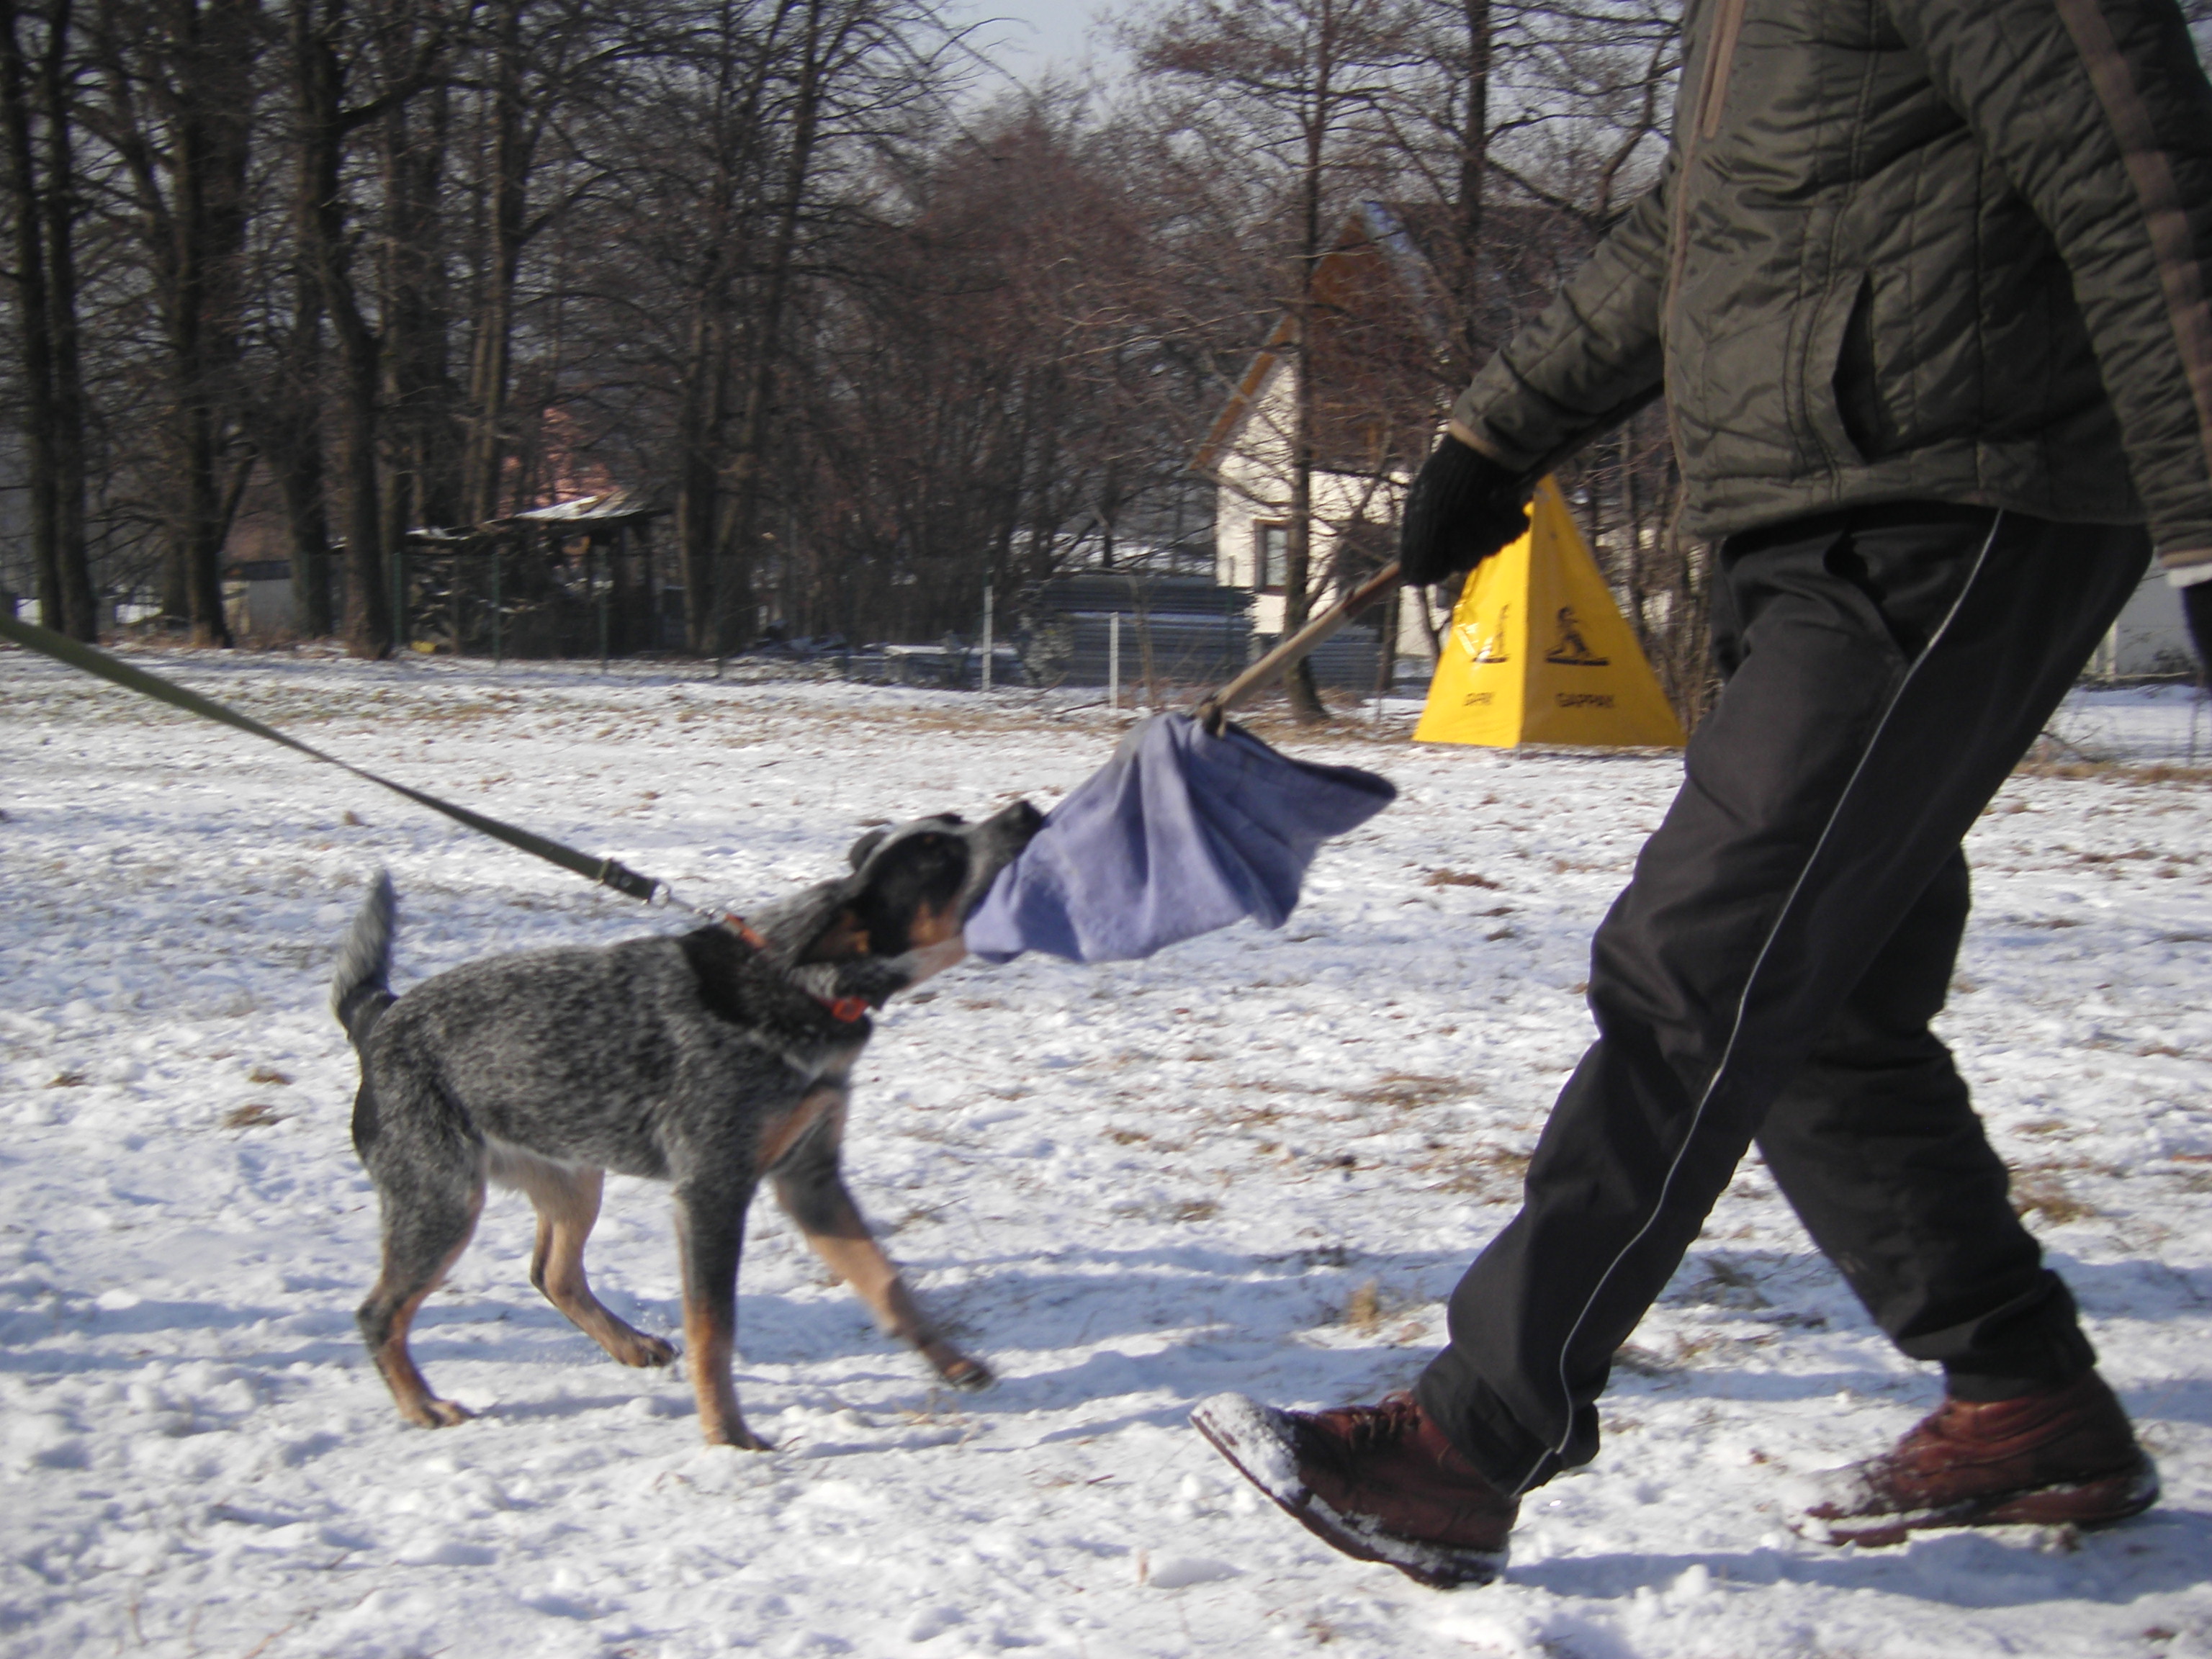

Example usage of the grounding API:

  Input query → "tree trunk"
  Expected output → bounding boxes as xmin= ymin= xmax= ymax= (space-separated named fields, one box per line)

xmin=42 ymin=0 xmax=90 ymax=637
xmin=294 ymin=0 xmax=390 ymax=656
xmin=379 ymin=70 xmax=457 ymax=542
xmin=1282 ymin=68 xmax=1328 ymax=724
xmin=713 ymin=0 xmax=836 ymax=657
xmin=461 ymin=0 xmax=523 ymax=525
xmin=261 ymin=177 xmax=335 ymax=636
xmin=273 ymin=415 xmax=335 ymax=634
xmin=134 ymin=0 xmax=257 ymax=647
xmin=4 ymin=0 xmax=94 ymax=638
xmin=675 ymin=287 xmax=729 ymax=653
xmin=1 ymin=0 xmax=63 ymax=631
xmin=1452 ymin=0 xmax=1490 ymax=377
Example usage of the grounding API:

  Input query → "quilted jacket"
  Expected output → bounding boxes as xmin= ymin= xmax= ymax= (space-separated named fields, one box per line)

xmin=1449 ymin=0 xmax=2212 ymax=575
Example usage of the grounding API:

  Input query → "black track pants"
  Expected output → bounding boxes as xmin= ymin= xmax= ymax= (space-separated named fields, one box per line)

xmin=1414 ymin=503 xmax=2152 ymax=1494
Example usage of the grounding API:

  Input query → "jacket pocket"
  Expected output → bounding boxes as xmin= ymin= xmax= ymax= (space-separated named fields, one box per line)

xmin=1807 ymin=270 xmax=1874 ymax=469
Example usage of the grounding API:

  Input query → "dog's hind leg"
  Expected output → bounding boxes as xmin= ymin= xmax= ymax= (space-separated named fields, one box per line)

xmin=513 ymin=1161 xmax=675 ymax=1369
xmin=769 ymin=1102 xmax=992 ymax=1392
xmin=357 ymin=1169 xmax=485 ymax=1428
xmin=673 ymin=1173 xmax=767 ymax=1449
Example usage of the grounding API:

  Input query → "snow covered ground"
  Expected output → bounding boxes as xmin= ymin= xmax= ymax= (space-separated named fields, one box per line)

xmin=3 ymin=647 xmax=2208 ymax=1659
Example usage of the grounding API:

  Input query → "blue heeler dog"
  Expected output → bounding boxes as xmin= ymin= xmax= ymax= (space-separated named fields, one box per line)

xmin=330 ymin=803 xmax=1042 ymax=1447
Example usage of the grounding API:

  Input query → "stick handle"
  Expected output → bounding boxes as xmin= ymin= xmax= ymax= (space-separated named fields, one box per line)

xmin=1195 ymin=562 xmax=1401 ymax=731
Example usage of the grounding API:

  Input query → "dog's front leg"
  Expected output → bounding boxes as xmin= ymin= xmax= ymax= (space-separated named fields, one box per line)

xmin=673 ymin=1177 xmax=768 ymax=1449
xmin=770 ymin=1109 xmax=991 ymax=1392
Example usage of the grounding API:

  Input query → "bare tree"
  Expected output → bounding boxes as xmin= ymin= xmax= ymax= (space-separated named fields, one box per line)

xmin=1135 ymin=0 xmax=1428 ymax=721
xmin=89 ymin=0 xmax=264 ymax=646
xmin=289 ymin=0 xmax=445 ymax=657
xmin=0 ymin=0 xmax=94 ymax=637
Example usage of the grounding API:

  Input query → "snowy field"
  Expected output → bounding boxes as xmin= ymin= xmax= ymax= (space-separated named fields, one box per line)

xmin=3 ymin=647 xmax=2209 ymax=1659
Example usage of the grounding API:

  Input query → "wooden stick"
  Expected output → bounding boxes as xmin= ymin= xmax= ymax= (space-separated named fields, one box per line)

xmin=1195 ymin=562 xmax=1402 ymax=732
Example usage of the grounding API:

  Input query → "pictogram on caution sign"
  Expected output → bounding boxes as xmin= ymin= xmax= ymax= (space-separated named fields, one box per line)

xmin=1413 ymin=477 xmax=1686 ymax=749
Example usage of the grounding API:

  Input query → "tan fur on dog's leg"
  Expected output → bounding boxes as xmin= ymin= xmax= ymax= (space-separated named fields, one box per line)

xmin=806 ymin=1230 xmax=992 ymax=1389
xmin=776 ymin=1159 xmax=992 ymax=1392
xmin=682 ymin=1299 xmax=765 ymax=1448
xmin=673 ymin=1190 xmax=767 ymax=1449
xmin=362 ymin=1183 xmax=484 ymax=1427
xmin=519 ymin=1164 xmax=675 ymax=1367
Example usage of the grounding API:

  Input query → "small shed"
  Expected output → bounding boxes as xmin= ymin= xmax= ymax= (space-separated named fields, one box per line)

xmin=1022 ymin=573 xmax=1256 ymax=688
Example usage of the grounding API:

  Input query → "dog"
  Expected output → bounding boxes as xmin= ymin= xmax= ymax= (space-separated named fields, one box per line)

xmin=329 ymin=801 xmax=1042 ymax=1447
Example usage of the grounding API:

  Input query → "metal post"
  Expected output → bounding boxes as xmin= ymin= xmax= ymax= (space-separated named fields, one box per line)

xmin=392 ymin=542 xmax=406 ymax=653
xmin=490 ymin=537 xmax=503 ymax=665
xmin=596 ymin=539 xmax=610 ymax=673
xmin=981 ymin=586 xmax=994 ymax=693
xmin=1109 ymin=612 xmax=1120 ymax=711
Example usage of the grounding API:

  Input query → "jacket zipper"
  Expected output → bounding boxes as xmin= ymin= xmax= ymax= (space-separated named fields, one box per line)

xmin=1668 ymin=0 xmax=1750 ymax=320
xmin=1696 ymin=0 xmax=1749 ymax=139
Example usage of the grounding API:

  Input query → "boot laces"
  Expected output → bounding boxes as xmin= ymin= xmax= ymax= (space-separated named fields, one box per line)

xmin=1345 ymin=1393 xmax=1424 ymax=1452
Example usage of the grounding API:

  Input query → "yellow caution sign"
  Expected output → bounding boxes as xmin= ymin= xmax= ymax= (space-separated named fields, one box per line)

xmin=1414 ymin=477 xmax=1686 ymax=749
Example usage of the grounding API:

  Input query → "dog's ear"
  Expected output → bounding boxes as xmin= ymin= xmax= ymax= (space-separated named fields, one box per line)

xmin=846 ymin=827 xmax=890 ymax=871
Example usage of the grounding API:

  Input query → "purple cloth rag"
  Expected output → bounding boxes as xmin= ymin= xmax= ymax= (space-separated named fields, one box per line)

xmin=964 ymin=712 xmax=1395 ymax=964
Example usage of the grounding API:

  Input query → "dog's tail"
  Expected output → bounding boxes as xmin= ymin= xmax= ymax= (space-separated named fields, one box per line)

xmin=331 ymin=869 xmax=397 ymax=1049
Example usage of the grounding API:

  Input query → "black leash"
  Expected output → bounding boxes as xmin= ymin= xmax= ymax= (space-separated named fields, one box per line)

xmin=0 ymin=613 xmax=668 ymax=905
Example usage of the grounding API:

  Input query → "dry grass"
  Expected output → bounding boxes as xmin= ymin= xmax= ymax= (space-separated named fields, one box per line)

xmin=1341 ymin=1279 xmax=1385 ymax=1334
xmin=2012 ymin=1169 xmax=2098 ymax=1226
xmin=1424 ymin=868 xmax=1501 ymax=889
xmin=222 ymin=1102 xmax=287 ymax=1129
xmin=1344 ymin=1071 xmax=1470 ymax=1110
xmin=1414 ymin=1144 xmax=1532 ymax=1197
xmin=2016 ymin=753 xmax=2212 ymax=786
xmin=1108 ymin=1195 xmax=1220 ymax=1224
xmin=1613 ymin=1344 xmax=1676 ymax=1377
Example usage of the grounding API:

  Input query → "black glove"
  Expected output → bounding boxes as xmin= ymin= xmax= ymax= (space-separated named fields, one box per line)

xmin=1399 ymin=436 xmax=1530 ymax=586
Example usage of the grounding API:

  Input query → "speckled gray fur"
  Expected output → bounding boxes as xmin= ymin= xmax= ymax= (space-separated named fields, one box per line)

xmin=329 ymin=803 xmax=1040 ymax=1441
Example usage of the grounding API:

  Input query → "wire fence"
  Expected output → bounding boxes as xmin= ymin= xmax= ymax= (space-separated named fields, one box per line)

xmin=2036 ymin=683 xmax=2212 ymax=768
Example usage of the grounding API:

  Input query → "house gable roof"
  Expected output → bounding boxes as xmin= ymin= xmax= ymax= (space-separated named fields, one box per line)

xmin=1194 ymin=197 xmax=1595 ymax=482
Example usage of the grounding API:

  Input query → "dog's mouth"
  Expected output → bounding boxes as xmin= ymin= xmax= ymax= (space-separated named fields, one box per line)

xmin=958 ymin=799 xmax=1044 ymax=917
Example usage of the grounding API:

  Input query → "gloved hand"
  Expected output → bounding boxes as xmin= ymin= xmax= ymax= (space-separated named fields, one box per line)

xmin=1399 ymin=436 xmax=1530 ymax=586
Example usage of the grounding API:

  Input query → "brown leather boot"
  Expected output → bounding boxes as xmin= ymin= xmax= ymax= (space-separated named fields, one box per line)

xmin=1192 ymin=1392 xmax=1516 ymax=1588
xmin=1807 ymin=1371 xmax=2159 ymax=1546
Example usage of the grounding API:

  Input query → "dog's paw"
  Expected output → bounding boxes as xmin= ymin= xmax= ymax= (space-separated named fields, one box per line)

xmin=408 ymin=1396 xmax=475 ymax=1429
xmin=938 ymin=1354 xmax=994 ymax=1392
xmin=703 ymin=1422 xmax=774 ymax=1452
xmin=609 ymin=1331 xmax=677 ymax=1368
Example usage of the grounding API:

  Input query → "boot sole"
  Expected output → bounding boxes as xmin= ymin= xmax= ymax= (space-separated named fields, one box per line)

xmin=1190 ymin=1393 xmax=1509 ymax=1590
xmin=1809 ymin=1457 xmax=2161 ymax=1547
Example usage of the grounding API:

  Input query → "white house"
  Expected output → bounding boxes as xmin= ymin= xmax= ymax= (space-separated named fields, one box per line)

xmin=1192 ymin=202 xmax=1514 ymax=673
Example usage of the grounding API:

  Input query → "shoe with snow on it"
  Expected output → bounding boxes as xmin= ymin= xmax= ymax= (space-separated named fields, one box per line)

xmin=1191 ymin=1391 xmax=1515 ymax=1588
xmin=1805 ymin=1371 xmax=2159 ymax=1547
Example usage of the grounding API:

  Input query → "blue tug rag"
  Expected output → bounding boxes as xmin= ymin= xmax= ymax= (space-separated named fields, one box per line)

xmin=964 ymin=712 xmax=1395 ymax=965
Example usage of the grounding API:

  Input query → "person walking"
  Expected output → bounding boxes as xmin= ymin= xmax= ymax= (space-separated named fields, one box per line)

xmin=1195 ymin=0 xmax=2212 ymax=1588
